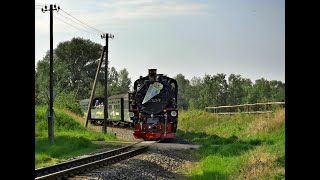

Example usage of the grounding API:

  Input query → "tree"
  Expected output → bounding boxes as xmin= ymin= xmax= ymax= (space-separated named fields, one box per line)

xmin=199 ymin=73 xmax=228 ymax=107
xmin=269 ymin=80 xmax=285 ymax=101
xmin=36 ymin=37 xmax=103 ymax=102
xmin=118 ymin=68 xmax=131 ymax=93
xmin=188 ymin=77 xmax=202 ymax=109
xmin=54 ymin=37 xmax=103 ymax=99
xmin=227 ymin=74 xmax=252 ymax=105
xmin=174 ymin=74 xmax=190 ymax=110
xmin=106 ymin=67 xmax=121 ymax=96
xmin=212 ymin=73 xmax=228 ymax=106
xmin=95 ymin=67 xmax=132 ymax=97
xmin=248 ymin=78 xmax=272 ymax=103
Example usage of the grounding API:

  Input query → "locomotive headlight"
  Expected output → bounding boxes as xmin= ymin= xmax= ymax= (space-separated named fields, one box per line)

xmin=129 ymin=112 xmax=135 ymax=118
xmin=171 ymin=111 xmax=177 ymax=117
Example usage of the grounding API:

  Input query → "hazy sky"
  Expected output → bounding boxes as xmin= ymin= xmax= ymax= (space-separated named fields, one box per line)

xmin=35 ymin=0 xmax=285 ymax=83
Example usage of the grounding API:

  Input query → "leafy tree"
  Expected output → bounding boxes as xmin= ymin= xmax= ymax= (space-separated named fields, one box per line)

xmin=188 ymin=77 xmax=202 ymax=109
xmin=35 ymin=53 xmax=49 ymax=94
xmin=227 ymin=74 xmax=252 ymax=105
xmin=241 ymin=78 xmax=253 ymax=104
xmin=174 ymin=74 xmax=190 ymax=110
xmin=95 ymin=67 xmax=120 ymax=97
xmin=248 ymin=78 xmax=272 ymax=103
xmin=199 ymin=73 xmax=228 ymax=107
xmin=199 ymin=74 xmax=213 ymax=108
xmin=118 ymin=68 xmax=132 ymax=93
xmin=54 ymin=37 xmax=103 ymax=99
xmin=109 ymin=67 xmax=119 ymax=86
xmin=212 ymin=73 xmax=228 ymax=105
xmin=269 ymin=80 xmax=285 ymax=101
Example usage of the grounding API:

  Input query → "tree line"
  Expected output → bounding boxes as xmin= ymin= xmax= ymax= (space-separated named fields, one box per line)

xmin=174 ymin=73 xmax=285 ymax=110
xmin=35 ymin=37 xmax=285 ymax=111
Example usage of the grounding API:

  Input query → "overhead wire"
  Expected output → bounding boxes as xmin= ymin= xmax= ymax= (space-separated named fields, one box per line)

xmin=56 ymin=12 xmax=98 ymax=35
xmin=36 ymin=5 xmax=106 ymax=37
xmin=59 ymin=8 xmax=104 ymax=34
xmin=53 ymin=14 xmax=100 ymax=35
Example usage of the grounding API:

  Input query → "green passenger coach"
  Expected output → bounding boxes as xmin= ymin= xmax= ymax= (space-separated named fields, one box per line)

xmin=80 ymin=93 xmax=133 ymax=126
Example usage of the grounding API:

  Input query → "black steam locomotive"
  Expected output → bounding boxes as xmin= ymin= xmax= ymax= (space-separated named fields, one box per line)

xmin=129 ymin=69 xmax=178 ymax=139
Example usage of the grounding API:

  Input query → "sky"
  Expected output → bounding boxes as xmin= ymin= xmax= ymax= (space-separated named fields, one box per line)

xmin=35 ymin=0 xmax=285 ymax=84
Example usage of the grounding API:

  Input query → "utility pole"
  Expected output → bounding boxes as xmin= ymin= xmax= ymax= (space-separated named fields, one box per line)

xmin=42 ymin=4 xmax=60 ymax=144
xmin=85 ymin=47 xmax=106 ymax=127
xmin=101 ymin=33 xmax=114 ymax=134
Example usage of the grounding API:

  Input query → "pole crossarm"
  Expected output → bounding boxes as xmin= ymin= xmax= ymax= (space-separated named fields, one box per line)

xmin=41 ymin=4 xmax=60 ymax=13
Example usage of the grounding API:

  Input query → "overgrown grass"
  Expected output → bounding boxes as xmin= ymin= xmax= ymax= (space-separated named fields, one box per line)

xmin=35 ymin=106 xmax=118 ymax=168
xmin=177 ymin=109 xmax=285 ymax=179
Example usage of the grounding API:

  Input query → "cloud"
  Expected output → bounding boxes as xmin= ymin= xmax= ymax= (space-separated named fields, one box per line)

xmin=35 ymin=0 xmax=209 ymax=34
xmin=88 ymin=0 xmax=209 ymax=21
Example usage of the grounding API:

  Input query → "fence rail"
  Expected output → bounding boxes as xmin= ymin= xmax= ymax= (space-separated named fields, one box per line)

xmin=205 ymin=102 xmax=285 ymax=114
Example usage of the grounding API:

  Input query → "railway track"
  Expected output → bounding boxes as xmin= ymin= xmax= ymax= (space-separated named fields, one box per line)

xmin=35 ymin=140 xmax=162 ymax=180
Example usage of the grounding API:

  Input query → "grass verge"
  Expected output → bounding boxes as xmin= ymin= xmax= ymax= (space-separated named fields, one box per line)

xmin=177 ymin=109 xmax=285 ymax=179
xmin=35 ymin=106 xmax=118 ymax=168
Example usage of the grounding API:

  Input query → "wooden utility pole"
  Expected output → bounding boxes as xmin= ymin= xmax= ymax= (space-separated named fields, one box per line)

xmin=85 ymin=47 xmax=106 ymax=127
xmin=41 ymin=4 xmax=60 ymax=144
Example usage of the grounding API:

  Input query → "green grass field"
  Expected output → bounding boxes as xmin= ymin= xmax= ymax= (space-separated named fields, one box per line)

xmin=176 ymin=109 xmax=285 ymax=179
xmin=35 ymin=106 xmax=118 ymax=168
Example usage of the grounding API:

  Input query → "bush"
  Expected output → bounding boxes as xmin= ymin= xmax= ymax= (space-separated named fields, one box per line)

xmin=54 ymin=91 xmax=82 ymax=115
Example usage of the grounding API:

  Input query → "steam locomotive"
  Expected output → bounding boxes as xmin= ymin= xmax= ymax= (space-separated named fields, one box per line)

xmin=129 ymin=69 xmax=178 ymax=139
xmin=80 ymin=69 xmax=178 ymax=140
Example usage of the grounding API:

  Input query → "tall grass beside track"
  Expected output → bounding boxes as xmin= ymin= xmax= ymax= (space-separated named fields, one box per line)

xmin=177 ymin=109 xmax=285 ymax=179
xmin=35 ymin=106 xmax=118 ymax=168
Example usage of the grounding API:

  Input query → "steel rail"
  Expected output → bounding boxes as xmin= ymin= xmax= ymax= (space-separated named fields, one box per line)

xmin=35 ymin=146 xmax=148 ymax=180
xmin=35 ymin=142 xmax=141 ymax=179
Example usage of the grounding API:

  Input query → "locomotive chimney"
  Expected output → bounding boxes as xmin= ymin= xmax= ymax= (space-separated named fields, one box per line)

xmin=148 ymin=69 xmax=157 ymax=77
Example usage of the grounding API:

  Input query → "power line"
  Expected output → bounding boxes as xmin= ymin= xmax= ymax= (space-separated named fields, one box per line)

xmin=60 ymin=8 xmax=104 ymax=34
xmin=54 ymin=14 xmax=100 ymax=35
xmin=56 ymin=12 xmax=98 ymax=35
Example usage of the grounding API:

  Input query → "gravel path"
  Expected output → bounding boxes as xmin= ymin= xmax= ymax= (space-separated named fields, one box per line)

xmin=62 ymin=125 xmax=200 ymax=180
xmin=105 ymin=126 xmax=140 ymax=142
xmin=68 ymin=148 xmax=198 ymax=180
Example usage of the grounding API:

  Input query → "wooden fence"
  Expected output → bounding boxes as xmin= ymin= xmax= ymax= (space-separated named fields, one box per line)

xmin=205 ymin=102 xmax=285 ymax=115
